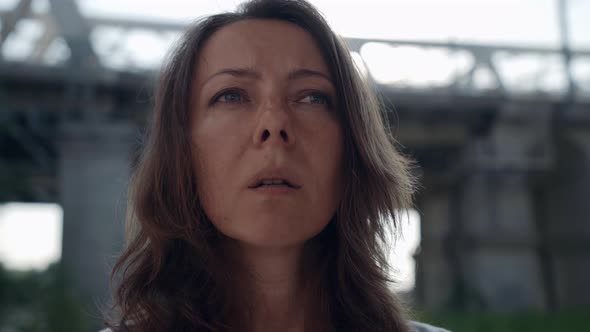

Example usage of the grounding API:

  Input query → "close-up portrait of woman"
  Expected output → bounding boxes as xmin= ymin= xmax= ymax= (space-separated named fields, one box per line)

xmin=104 ymin=0 xmax=446 ymax=331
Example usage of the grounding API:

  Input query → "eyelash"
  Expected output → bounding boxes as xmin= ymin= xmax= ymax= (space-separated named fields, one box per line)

xmin=208 ymin=89 xmax=333 ymax=108
xmin=299 ymin=91 xmax=332 ymax=107
xmin=209 ymin=88 xmax=249 ymax=106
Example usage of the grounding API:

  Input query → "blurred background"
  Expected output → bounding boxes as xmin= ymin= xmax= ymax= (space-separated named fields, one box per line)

xmin=1 ymin=0 xmax=589 ymax=331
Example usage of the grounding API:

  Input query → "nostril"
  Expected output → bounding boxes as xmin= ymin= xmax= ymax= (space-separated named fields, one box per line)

xmin=262 ymin=130 xmax=270 ymax=141
xmin=280 ymin=130 xmax=288 ymax=141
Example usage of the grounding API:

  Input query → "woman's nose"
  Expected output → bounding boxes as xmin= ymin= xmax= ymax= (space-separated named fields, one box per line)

xmin=252 ymin=104 xmax=295 ymax=148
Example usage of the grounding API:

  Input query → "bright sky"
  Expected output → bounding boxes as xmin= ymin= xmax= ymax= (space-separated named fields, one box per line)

xmin=1 ymin=0 xmax=589 ymax=93
xmin=389 ymin=210 xmax=421 ymax=291
xmin=75 ymin=0 xmax=590 ymax=47
xmin=80 ymin=0 xmax=590 ymax=94
xmin=0 ymin=203 xmax=62 ymax=271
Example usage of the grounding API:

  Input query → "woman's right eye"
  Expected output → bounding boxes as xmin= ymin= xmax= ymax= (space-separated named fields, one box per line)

xmin=211 ymin=89 xmax=247 ymax=105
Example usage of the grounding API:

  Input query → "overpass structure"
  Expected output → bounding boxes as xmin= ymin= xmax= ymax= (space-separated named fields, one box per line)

xmin=1 ymin=0 xmax=590 ymax=324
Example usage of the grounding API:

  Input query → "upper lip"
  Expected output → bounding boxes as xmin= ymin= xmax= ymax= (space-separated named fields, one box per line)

xmin=247 ymin=168 xmax=302 ymax=189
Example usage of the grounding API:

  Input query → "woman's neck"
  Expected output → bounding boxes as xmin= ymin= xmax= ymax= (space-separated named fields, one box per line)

xmin=227 ymin=241 xmax=308 ymax=332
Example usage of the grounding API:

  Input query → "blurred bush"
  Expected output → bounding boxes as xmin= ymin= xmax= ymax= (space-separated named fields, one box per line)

xmin=415 ymin=310 xmax=590 ymax=332
xmin=0 ymin=262 xmax=90 ymax=332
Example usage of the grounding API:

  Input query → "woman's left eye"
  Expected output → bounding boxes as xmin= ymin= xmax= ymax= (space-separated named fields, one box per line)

xmin=298 ymin=93 xmax=330 ymax=105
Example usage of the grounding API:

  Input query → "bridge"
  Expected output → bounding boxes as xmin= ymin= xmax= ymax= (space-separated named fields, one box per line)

xmin=1 ymin=0 xmax=590 ymax=325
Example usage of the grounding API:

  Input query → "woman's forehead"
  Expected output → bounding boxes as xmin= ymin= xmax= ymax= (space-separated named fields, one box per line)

xmin=195 ymin=19 xmax=331 ymax=82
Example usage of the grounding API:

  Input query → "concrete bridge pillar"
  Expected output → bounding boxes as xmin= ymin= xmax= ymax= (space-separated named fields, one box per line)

xmin=58 ymin=121 xmax=134 ymax=324
xmin=537 ymin=127 xmax=590 ymax=308
xmin=457 ymin=170 xmax=546 ymax=310
xmin=452 ymin=103 xmax=552 ymax=310
xmin=415 ymin=187 xmax=455 ymax=309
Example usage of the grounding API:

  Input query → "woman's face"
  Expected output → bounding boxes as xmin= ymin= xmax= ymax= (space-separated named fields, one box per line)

xmin=190 ymin=19 xmax=344 ymax=249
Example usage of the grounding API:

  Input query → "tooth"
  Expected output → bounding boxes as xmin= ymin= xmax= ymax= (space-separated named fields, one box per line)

xmin=272 ymin=180 xmax=284 ymax=185
xmin=262 ymin=180 xmax=273 ymax=185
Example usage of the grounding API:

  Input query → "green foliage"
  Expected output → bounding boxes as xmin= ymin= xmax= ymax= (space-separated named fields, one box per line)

xmin=0 ymin=263 xmax=91 ymax=332
xmin=414 ymin=311 xmax=590 ymax=332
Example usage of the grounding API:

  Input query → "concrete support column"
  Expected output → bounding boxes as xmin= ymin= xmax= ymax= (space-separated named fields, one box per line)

xmin=453 ymin=102 xmax=552 ymax=310
xmin=59 ymin=121 xmax=134 ymax=324
xmin=415 ymin=188 xmax=454 ymax=309
xmin=538 ymin=129 xmax=590 ymax=308
xmin=458 ymin=171 xmax=545 ymax=310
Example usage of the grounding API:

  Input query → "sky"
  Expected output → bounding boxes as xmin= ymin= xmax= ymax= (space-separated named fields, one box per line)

xmin=1 ymin=0 xmax=589 ymax=93
xmin=75 ymin=0 xmax=589 ymax=47
xmin=0 ymin=203 xmax=62 ymax=271
xmin=0 ymin=0 xmax=588 ymax=291
xmin=77 ymin=0 xmax=590 ymax=94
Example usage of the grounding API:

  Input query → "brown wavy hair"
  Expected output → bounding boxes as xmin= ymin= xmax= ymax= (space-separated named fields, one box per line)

xmin=106 ymin=0 xmax=417 ymax=331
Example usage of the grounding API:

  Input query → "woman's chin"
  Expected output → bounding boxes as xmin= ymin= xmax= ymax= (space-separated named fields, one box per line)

xmin=221 ymin=216 xmax=327 ymax=250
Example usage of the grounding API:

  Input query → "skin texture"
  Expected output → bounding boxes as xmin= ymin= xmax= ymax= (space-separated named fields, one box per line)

xmin=190 ymin=19 xmax=344 ymax=331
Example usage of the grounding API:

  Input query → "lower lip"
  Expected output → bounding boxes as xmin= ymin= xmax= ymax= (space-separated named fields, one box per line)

xmin=249 ymin=185 xmax=297 ymax=195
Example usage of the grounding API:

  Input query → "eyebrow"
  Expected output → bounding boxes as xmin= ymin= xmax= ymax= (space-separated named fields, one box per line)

xmin=287 ymin=68 xmax=332 ymax=83
xmin=203 ymin=67 xmax=333 ymax=85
